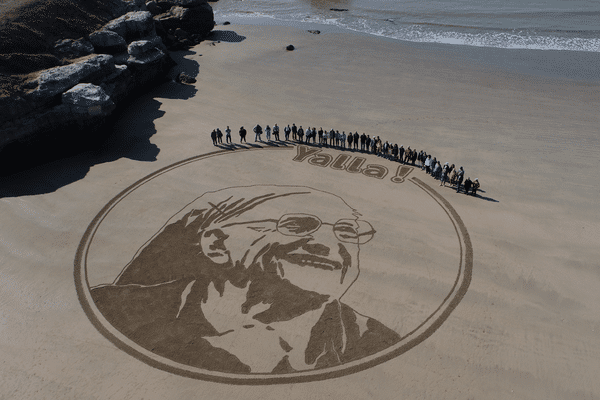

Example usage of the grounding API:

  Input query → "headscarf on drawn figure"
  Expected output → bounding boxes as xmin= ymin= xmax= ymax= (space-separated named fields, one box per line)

xmin=91 ymin=185 xmax=400 ymax=374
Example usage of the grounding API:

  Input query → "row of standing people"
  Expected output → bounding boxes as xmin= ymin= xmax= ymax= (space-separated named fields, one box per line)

xmin=210 ymin=124 xmax=480 ymax=196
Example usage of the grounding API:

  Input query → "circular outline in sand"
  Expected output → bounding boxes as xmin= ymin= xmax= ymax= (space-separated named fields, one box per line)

xmin=74 ymin=145 xmax=472 ymax=385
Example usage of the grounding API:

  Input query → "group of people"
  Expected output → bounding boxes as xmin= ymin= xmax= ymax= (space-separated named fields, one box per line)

xmin=210 ymin=123 xmax=481 ymax=196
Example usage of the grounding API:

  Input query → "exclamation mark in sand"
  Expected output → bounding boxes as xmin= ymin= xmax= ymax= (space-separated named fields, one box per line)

xmin=391 ymin=166 xmax=413 ymax=183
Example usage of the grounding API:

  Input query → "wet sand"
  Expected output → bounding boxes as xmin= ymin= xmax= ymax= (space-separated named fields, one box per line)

xmin=0 ymin=23 xmax=599 ymax=399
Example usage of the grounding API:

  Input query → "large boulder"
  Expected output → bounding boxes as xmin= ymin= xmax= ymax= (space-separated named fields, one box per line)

xmin=104 ymin=11 xmax=155 ymax=41
xmin=89 ymin=30 xmax=128 ymax=54
xmin=62 ymin=83 xmax=115 ymax=115
xmin=54 ymin=38 xmax=94 ymax=57
xmin=154 ymin=5 xmax=187 ymax=31
xmin=128 ymin=36 xmax=165 ymax=54
xmin=28 ymin=54 xmax=116 ymax=99
xmin=127 ymin=38 xmax=166 ymax=65
xmin=154 ymin=3 xmax=213 ymax=37
xmin=127 ymin=48 xmax=165 ymax=65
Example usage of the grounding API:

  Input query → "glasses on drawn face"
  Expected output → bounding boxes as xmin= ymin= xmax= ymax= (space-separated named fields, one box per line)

xmin=276 ymin=214 xmax=375 ymax=244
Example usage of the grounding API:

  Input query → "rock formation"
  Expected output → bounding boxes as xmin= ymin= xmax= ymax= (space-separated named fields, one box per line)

xmin=0 ymin=0 xmax=215 ymax=174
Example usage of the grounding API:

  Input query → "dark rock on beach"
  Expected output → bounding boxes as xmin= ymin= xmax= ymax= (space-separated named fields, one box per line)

xmin=176 ymin=72 xmax=196 ymax=84
xmin=286 ymin=45 xmax=295 ymax=51
xmin=330 ymin=8 xmax=348 ymax=11
xmin=307 ymin=30 xmax=320 ymax=34
xmin=154 ymin=4 xmax=214 ymax=37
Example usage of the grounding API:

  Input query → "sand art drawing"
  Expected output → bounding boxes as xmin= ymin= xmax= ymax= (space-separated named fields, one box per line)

xmin=75 ymin=145 xmax=472 ymax=384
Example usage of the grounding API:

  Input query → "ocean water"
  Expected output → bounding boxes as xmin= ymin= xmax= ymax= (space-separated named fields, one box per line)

xmin=212 ymin=0 xmax=600 ymax=52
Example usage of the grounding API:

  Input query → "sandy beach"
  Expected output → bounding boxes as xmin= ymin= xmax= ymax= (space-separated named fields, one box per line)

xmin=1 ymin=21 xmax=599 ymax=399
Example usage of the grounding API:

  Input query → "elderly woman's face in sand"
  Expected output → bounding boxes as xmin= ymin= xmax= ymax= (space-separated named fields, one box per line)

xmin=199 ymin=193 xmax=375 ymax=299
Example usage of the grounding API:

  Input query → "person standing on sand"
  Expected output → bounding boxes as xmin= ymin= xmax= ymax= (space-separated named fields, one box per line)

xmin=464 ymin=177 xmax=472 ymax=195
xmin=318 ymin=128 xmax=323 ymax=144
xmin=456 ymin=167 xmax=464 ymax=193
xmin=265 ymin=125 xmax=271 ymax=141
xmin=298 ymin=126 xmax=304 ymax=143
xmin=424 ymin=155 xmax=431 ymax=174
xmin=284 ymin=124 xmax=291 ymax=141
xmin=239 ymin=126 xmax=247 ymax=143
xmin=225 ymin=126 xmax=232 ymax=144
xmin=440 ymin=163 xmax=449 ymax=186
xmin=471 ymin=178 xmax=480 ymax=196
xmin=341 ymin=132 xmax=346 ymax=149
xmin=449 ymin=168 xmax=457 ymax=185
xmin=292 ymin=124 xmax=298 ymax=141
xmin=273 ymin=124 xmax=280 ymax=141
xmin=433 ymin=162 xmax=441 ymax=179
xmin=216 ymin=128 xmax=223 ymax=144
xmin=254 ymin=124 xmax=263 ymax=141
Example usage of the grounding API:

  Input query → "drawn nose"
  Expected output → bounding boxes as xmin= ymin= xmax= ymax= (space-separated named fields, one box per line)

xmin=301 ymin=241 xmax=330 ymax=257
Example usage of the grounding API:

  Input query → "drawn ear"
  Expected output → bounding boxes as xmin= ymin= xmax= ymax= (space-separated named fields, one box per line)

xmin=199 ymin=228 xmax=230 ymax=265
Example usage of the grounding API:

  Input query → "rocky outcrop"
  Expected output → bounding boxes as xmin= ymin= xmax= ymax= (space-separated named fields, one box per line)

xmin=28 ymin=54 xmax=116 ymax=100
xmin=0 ymin=0 xmax=214 ymax=170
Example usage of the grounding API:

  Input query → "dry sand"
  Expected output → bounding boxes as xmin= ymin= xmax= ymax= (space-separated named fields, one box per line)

xmin=1 ymin=23 xmax=599 ymax=399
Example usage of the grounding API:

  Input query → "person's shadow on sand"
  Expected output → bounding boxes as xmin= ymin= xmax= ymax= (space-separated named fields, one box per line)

xmin=0 ymin=52 xmax=201 ymax=198
xmin=472 ymin=189 xmax=498 ymax=202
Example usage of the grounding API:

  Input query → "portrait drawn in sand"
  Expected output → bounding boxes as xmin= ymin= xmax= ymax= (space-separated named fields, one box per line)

xmin=91 ymin=185 xmax=401 ymax=374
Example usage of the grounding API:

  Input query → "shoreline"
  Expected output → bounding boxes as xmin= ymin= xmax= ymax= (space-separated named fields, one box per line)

xmin=213 ymin=14 xmax=600 ymax=84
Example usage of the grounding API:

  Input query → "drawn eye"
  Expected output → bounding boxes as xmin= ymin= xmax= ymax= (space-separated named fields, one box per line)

xmin=334 ymin=220 xmax=375 ymax=244
xmin=333 ymin=222 xmax=358 ymax=240
xmin=277 ymin=214 xmax=322 ymax=236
